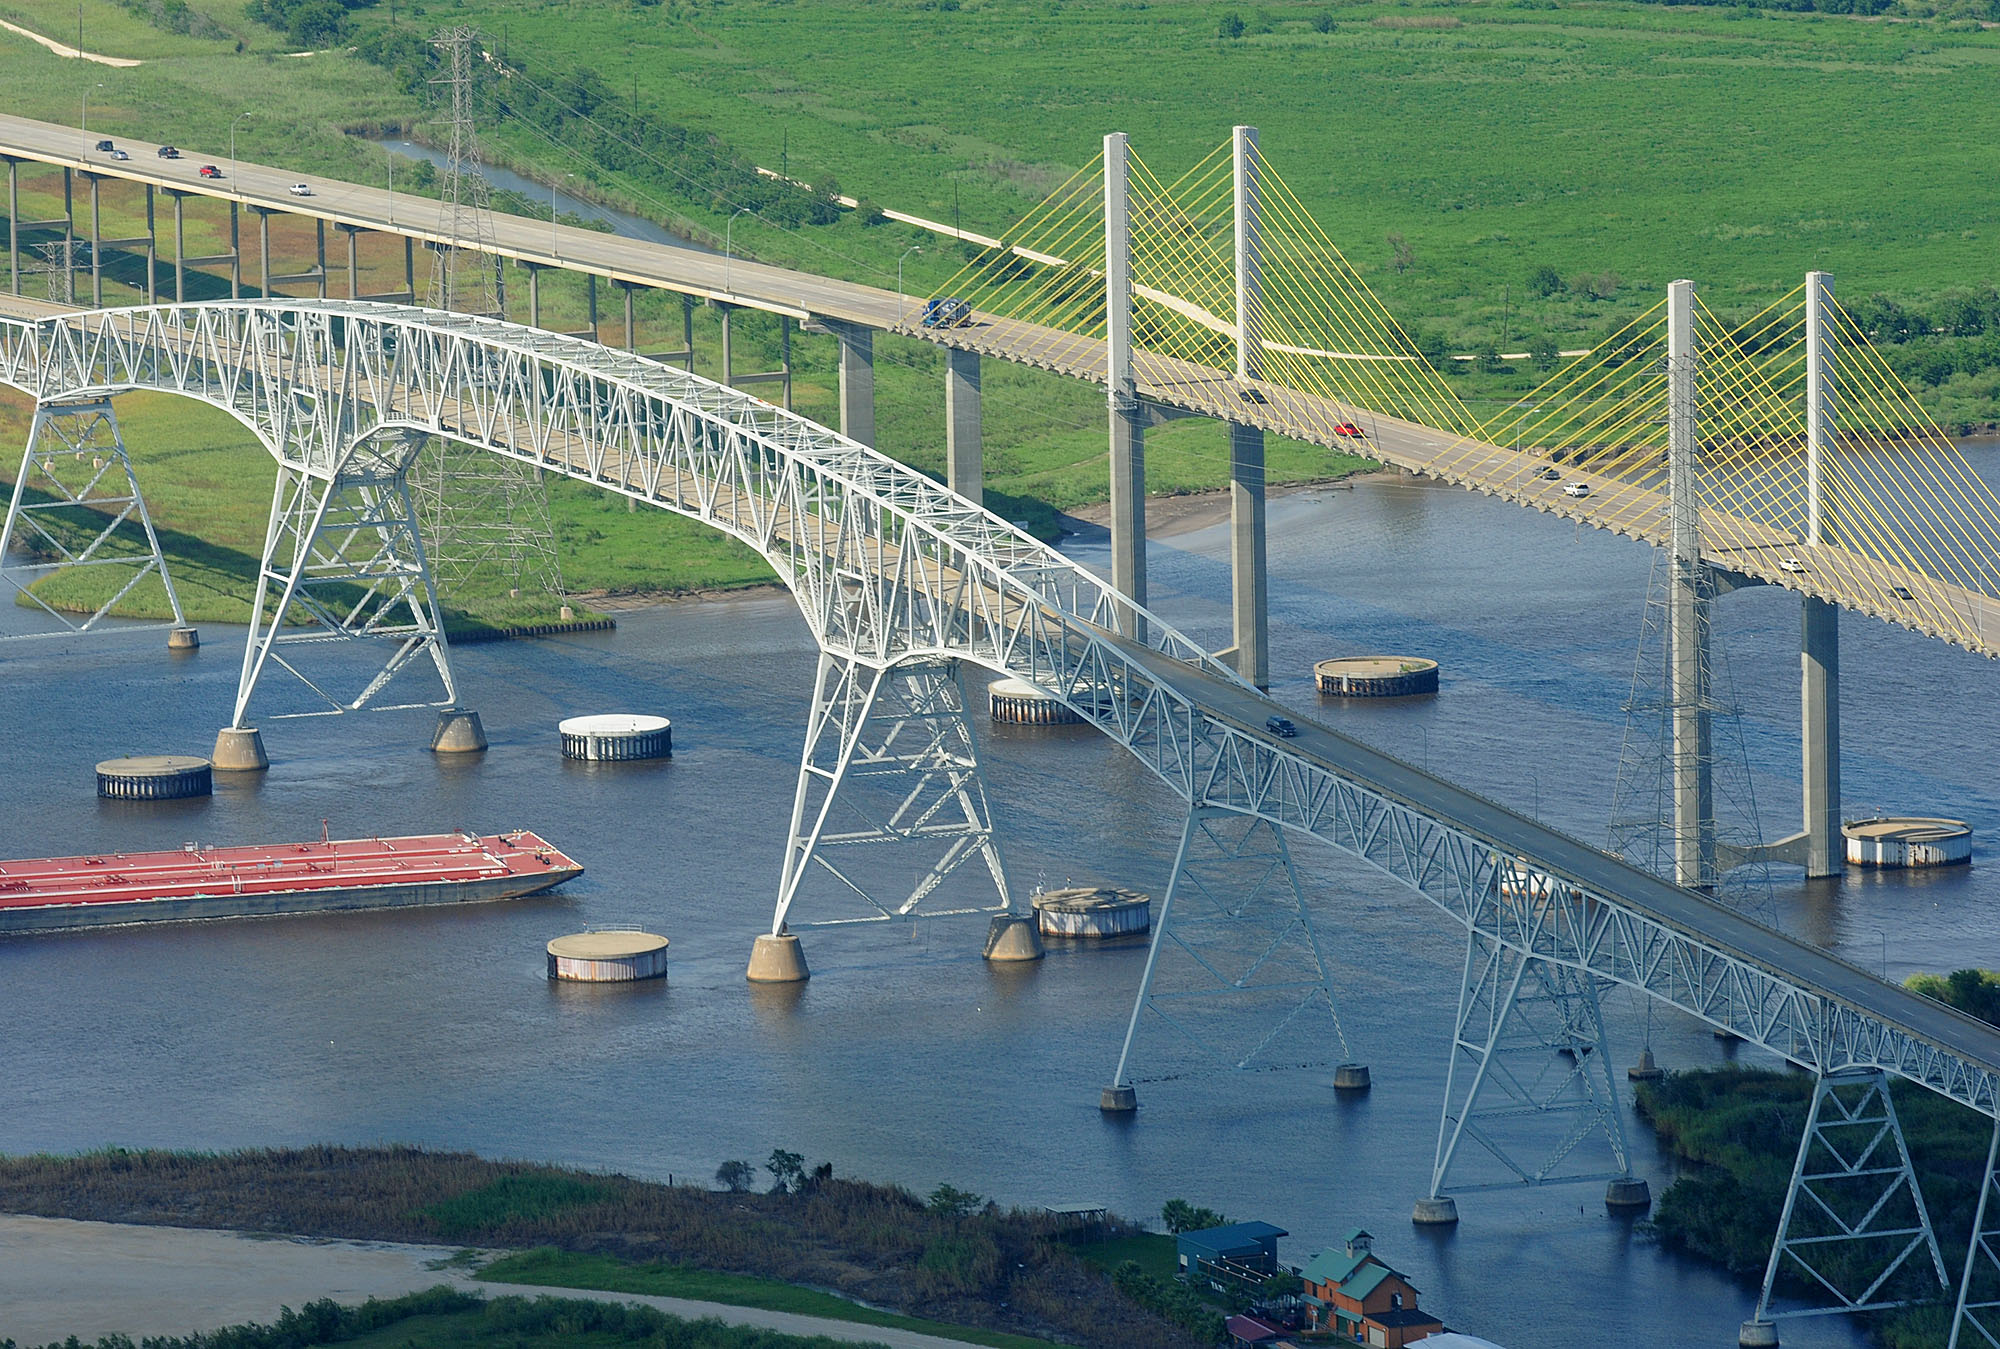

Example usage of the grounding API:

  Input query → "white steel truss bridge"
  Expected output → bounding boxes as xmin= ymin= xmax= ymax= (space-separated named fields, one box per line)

xmin=5 ymin=298 xmax=2000 ymax=1343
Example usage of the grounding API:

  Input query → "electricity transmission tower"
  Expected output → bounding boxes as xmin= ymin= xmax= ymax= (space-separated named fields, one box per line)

xmin=1607 ymin=553 xmax=1773 ymax=914
xmin=38 ymin=240 xmax=77 ymax=306
xmin=412 ymin=25 xmax=565 ymax=605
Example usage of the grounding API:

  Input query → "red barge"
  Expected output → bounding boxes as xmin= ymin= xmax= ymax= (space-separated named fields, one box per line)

xmin=0 ymin=831 xmax=583 ymax=934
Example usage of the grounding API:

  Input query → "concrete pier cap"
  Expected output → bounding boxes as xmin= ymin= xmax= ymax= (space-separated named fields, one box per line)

xmin=211 ymin=726 xmax=269 ymax=773
xmin=1738 ymin=1319 xmax=1779 ymax=1348
xmin=167 ymin=626 xmax=200 ymax=651
xmin=983 ymin=913 xmax=1045 ymax=962
xmin=1628 ymin=1047 xmax=1665 ymax=1082
xmin=1411 ymin=1195 xmax=1459 ymax=1225
xmin=1333 ymin=1063 xmax=1372 ymax=1092
xmin=430 ymin=708 xmax=488 ymax=754
xmin=1099 ymin=1083 xmax=1138 ymax=1113
xmin=747 ymin=931 xmax=810 ymax=983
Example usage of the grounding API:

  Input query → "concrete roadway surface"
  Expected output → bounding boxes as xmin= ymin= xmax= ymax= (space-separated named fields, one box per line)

xmin=0 ymin=1213 xmax=987 ymax=1349
xmin=1106 ymin=625 xmax=2000 ymax=1080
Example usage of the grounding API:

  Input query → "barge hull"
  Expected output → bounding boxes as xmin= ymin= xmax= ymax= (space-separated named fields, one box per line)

xmin=0 ymin=867 xmax=582 ymax=934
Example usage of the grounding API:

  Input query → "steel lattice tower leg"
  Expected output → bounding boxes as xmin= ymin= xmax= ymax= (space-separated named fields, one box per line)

xmin=227 ymin=432 xmax=458 ymax=731
xmin=1741 ymin=1068 xmax=1948 ymax=1345
xmin=1098 ymin=802 xmax=1358 ymax=1113
xmin=1950 ymin=1117 xmax=2000 ymax=1349
xmin=1415 ymin=920 xmax=1642 ymax=1225
xmin=750 ymin=653 xmax=1033 ymax=982
xmin=0 ymin=398 xmax=192 ymax=644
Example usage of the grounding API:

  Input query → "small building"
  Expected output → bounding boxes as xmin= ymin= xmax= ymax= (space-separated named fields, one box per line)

xmin=1225 ymin=1313 xmax=1286 ymax=1346
xmin=1177 ymin=1220 xmax=1289 ymax=1283
xmin=1301 ymin=1228 xmax=1444 ymax=1348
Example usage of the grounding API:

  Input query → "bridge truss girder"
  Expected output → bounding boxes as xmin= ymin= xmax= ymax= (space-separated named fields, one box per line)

xmin=1 ymin=306 xmax=1995 ymax=1267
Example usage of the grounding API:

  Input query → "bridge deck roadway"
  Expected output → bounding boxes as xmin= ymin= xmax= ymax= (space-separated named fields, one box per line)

xmin=2 ymin=112 xmax=1993 ymax=654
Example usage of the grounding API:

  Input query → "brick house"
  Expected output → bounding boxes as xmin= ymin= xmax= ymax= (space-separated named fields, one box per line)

xmin=1300 ymin=1229 xmax=1444 ymax=1348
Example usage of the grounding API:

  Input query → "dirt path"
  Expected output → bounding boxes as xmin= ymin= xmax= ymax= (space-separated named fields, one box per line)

xmin=0 ymin=19 xmax=142 ymax=66
xmin=0 ymin=1214 xmax=987 ymax=1349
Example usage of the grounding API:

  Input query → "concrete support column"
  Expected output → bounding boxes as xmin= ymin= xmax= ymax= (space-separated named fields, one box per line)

xmin=586 ymin=273 xmax=598 ymax=341
xmin=1802 ymin=598 xmax=1841 ymax=878
xmin=1666 ymin=278 xmax=1714 ymax=889
xmin=171 ymin=193 xmax=185 ymax=303
xmin=622 ymin=282 xmax=636 ymax=350
xmin=1105 ymin=131 xmax=1146 ymax=627
xmin=681 ymin=294 xmax=695 ymax=373
xmin=87 ymin=174 xmax=101 ymax=306
xmin=526 ymin=263 xmax=540 ymax=329
xmin=314 ymin=218 xmax=326 ymax=300
xmin=721 ymin=303 xmax=734 ymax=385
xmin=344 ymin=226 xmax=359 ymax=300
xmin=7 ymin=159 xmax=17 ymax=296
xmin=257 ymin=209 xmax=270 ymax=298
xmin=835 ymin=322 xmax=875 ymax=446
xmin=62 ymin=169 xmax=73 ymax=299
xmin=144 ymin=184 xmax=156 ymax=305
xmin=945 ymin=346 xmax=981 ymax=504
xmin=229 ymin=200 xmax=240 ymax=299
xmin=1229 ymin=422 xmax=1269 ymax=688
xmin=403 ymin=235 xmax=415 ymax=300
xmin=779 ymin=315 xmax=793 ymax=409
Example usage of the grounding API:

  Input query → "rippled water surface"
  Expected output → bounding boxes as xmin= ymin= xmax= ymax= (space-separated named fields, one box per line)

xmin=12 ymin=455 xmax=2000 ymax=1345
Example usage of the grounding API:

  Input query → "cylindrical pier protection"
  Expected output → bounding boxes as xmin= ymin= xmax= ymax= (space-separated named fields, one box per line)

xmin=547 ymin=930 xmax=670 ymax=982
xmin=1842 ymin=817 xmax=1972 ymax=869
xmin=96 ymin=755 xmax=212 ymax=800
xmin=1031 ymin=886 xmax=1151 ymax=938
xmin=1314 ymin=656 xmax=1439 ymax=698
xmin=988 ymin=678 xmax=1083 ymax=725
xmin=560 ymin=713 xmax=672 ymax=761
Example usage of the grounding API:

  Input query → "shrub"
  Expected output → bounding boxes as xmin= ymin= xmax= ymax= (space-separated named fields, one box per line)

xmin=1218 ymin=12 xmax=1246 ymax=37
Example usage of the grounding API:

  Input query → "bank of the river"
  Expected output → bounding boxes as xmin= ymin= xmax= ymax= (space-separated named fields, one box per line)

xmin=1635 ymin=970 xmax=2000 ymax=1349
xmin=0 ymin=1145 xmax=1197 ymax=1349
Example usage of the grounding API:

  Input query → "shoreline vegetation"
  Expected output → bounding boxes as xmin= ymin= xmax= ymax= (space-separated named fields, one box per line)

xmin=1636 ymin=969 xmax=2000 ymax=1349
xmin=0 ymin=1145 xmax=1207 ymax=1349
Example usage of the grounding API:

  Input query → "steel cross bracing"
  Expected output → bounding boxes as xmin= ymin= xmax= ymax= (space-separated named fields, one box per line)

xmin=1 ymin=300 xmax=1998 ymax=1125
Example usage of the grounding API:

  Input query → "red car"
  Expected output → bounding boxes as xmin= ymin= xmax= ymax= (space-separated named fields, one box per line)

xmin=198 ymin=164 xmax=222 ymax=178
xmin=1332 ymin=421 xmax=1365 ymax=438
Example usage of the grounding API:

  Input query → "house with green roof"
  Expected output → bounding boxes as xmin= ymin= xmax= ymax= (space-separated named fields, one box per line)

xmin=1300 ymin=1228 xmax=1444 ymax=1347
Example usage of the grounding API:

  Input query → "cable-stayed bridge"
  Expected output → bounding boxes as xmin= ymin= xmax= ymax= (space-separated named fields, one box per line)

xmin=5 ymin=109 xmax=2000 ymax=1344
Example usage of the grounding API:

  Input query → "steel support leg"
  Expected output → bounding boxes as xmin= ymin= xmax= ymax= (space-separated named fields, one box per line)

xmin=1102 ymin=802 xmax=1353 ymax=1108
xmin=230 ymin=433 xmax=457 ymax=726
xmin=1421 ymin=925 xmax=1636 ymax=1216
xmin=1950 ymin=1116 xmax=2000 ymax=1349
xmin=1748 ymin=1068 xmax=1948 ymax=1335
xmin=766 ymin=653 xmax=1016 ymax=941
xmin=0 ymin=399 xmax=186 ymax=637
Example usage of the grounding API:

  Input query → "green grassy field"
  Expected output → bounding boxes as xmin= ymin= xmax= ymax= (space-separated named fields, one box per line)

xmin=0 ymin=0 xmax=1995 ymax=601
xmin=478 ymin=1248 xmax=1065 ymax=1349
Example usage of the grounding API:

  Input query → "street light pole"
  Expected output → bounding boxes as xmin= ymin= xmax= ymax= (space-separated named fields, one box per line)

xmin=724 ymin=206 xmax=752 ymax=293
xmin=80 ymin=82 xmax=104 ymax=158
xmin=897 ymin=245 xmax=922 ymax=326
xmin=386 ymin=154 xmax=394 ymax=225
xmin=229 ymin=112 xmax=253 ymax=194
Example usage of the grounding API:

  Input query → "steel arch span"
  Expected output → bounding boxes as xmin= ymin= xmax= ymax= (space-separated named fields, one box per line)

xmin=4 ymin=298 xmax=1998 ymax=1135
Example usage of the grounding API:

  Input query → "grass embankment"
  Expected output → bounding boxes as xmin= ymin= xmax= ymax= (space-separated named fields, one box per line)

xmin=0 ymin=1145 xmax=1205 ymax=1349
xmin=9 ymin=1285 xmax=914 ymax=1349
xmin=1636 ymin=969 xmax=2000 ymax=1349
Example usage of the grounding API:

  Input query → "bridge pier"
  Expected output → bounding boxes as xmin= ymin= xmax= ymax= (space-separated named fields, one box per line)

xmin=945 ymin=347 xmax=981 ymax=505
xmin=86 ymin=173 xmax=102 ymax=307
xmin=1101 ymin=801 xmax=1353 ymax=1112
xmin=1666 ymin=278 xmax=1717 ymax=888
xmin=1228 ymin=422 xmax=1268 ymax=688
xmin=759 ymin=653 xmax=1028 ymax=980
xmin=832 ymin=321 xmax=875 ymax=447
xmin=1104 ymin=132 xmax=1146 ymax=629
xmin=229 ymin=430 xmax=458 ymax=729
xmin=1748 ymin=1067 xmax=1947 ymax=1336
xmin=0 ymin=399 xmax=187 ymax=639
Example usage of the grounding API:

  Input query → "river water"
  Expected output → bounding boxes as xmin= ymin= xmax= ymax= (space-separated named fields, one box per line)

xmin=19 ymin=446 xmax=2000 ymax=1345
